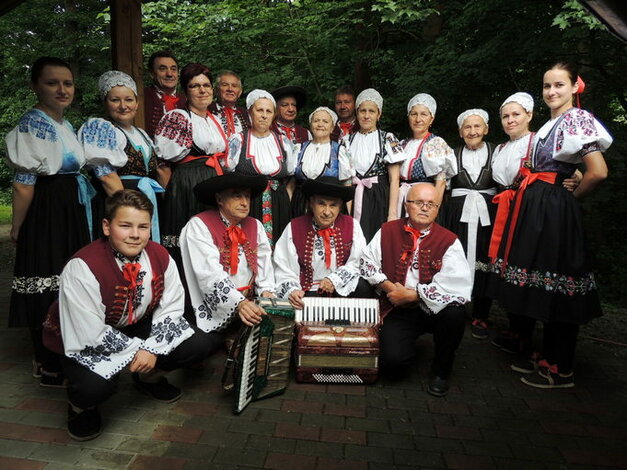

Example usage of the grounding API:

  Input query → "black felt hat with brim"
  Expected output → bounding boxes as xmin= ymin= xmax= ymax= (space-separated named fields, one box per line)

xmin=194 ymin=172 xmax=268 ymax=206
xmin=271 ymin=85 xmax=307 ymax=109
xmin=302 ymin=176 xmax=355 ymax=202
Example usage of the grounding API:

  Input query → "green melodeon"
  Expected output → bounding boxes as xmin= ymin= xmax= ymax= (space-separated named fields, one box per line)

xmin=223 ymin=298 xmax=295 ymax=414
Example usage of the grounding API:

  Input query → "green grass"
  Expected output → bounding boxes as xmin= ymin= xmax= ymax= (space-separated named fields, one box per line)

xmin=0 ymin=205 xmax=11 ymax=224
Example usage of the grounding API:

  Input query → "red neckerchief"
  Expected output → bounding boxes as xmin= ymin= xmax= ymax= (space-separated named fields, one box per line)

xmin=226 ymin=225 xmax=247 ymax=274
xmin=339 ymin=121 xmax=353 ymax=136
xmin=122 ymin=262 xmax=142 ymax=324
xmin=401 ymin=225 xmax=423 ymax=262
xmin=161 ymin=93 xmax=179 ymax=111
xmin=279 ymin=124 xmax=295 ymax=141
xmin=223 ymin=106 xmax=236 ymax=136
xmin=317 ymin=227 xmax=336 ymax=269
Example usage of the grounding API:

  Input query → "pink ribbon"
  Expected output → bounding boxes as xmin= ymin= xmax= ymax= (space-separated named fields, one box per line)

xmin=351 ymin=175 xmax=379 ymax=221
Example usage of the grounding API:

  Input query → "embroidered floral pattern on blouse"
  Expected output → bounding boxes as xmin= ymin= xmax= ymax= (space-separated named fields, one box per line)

xmin=277 ymin=280 xmax=301 ymax=298
xmin=161 ymin=235 xmax=180 ymax=248
xmin=13 ymin=275 xmax=60 ymax=294
xmin=93 ymin=163 xmax=115 ymax=178
xmin=490 ymin=258 xmax=597 ymax=295
xmin=155 ymin=111 xmax=193 ymax=148
xmin=196 ymin=279 xmax=238 ymax=324
xmin=18 ymin=111 xmax=57 ymax=141
xmin=360 ymin=258 xmax=385 ymax=281
xmin=81 ymin=119 xmax=117 ymax=150
xmin=150 ymin=316 xmax=190 ymax=343
xmin=69 ymin=329 xmax=131 ymax=368
xmin=14 ymin=172 xmax=37 ymax=185
xmin=556 ymin=109 xmax=598 ymax=154
xmin=419 ymin=284 xmax=467 ymax=305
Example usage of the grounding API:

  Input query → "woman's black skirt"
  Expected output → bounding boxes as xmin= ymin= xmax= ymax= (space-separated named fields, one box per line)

xmin=439 ymin=193 xmax=497 ymax=299
xmin=10 ymin=174 xmax=91 ymax=328
xmin=354 ymin=174 xmax=390 ymax=243
xmin=487 ymin=179 xmax=601 ymax=324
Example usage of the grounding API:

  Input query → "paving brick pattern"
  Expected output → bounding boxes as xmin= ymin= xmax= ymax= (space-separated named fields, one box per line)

xmin=1 ymin=235 xmax=627 ymax=469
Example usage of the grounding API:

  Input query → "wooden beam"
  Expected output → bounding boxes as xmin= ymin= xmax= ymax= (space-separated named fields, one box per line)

xmin=110 ymin=0 xmax=145 ymax=128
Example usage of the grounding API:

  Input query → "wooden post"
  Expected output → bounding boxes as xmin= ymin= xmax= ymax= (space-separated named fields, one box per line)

xmin=110 ymin=0 xmax=145 ymax=129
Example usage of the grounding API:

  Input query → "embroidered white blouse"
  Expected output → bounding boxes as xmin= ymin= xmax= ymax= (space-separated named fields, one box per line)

xmin=360 ymin=227 xmax=471 ymax=314
xmin=345 ymin=130 xmax=406 ymax=176
xmin=59 ymin=249 xmax=193 ymax=379
xmin=179 ymin=214 xmax=276 ymax=333
xmin=273 ymin=219 xmax=367 ymax=297
xmin=154 ymin=109 xmax=228 ymax=163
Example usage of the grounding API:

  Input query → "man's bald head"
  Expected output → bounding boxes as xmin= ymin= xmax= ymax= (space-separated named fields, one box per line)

xmin=405 ymin=183 xmax=439 ymax=231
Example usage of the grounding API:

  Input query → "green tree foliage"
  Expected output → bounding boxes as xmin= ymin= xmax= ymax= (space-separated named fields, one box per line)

xmin=0 ymin=0 xmax=625 ymax=302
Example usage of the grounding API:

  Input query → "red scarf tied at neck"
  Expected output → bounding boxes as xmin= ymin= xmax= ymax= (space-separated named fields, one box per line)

xmin=122 ymin=262 xmax=142 ymax=324
xmin=226 ymin=225 xmax=248 ymax=274
xmin=161 ymin=93 xmax=179 ymax=111
xmin=317 ymin=227 xmax=336 ymax=269
xmin=401 ymin=225 xmax=423 ymax=262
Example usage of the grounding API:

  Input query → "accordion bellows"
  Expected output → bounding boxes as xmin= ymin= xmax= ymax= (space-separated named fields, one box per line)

xmin=295 ymin=297 xmax=380 ymax=384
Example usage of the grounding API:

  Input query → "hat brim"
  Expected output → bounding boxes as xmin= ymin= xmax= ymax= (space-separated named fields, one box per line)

xmin=302 ymin=178 xmax=355 ymax=202
xmin=271 ymin=85 xmax=307 ymax=109
xmin=194 ymin=173 xmax=268 ymax=206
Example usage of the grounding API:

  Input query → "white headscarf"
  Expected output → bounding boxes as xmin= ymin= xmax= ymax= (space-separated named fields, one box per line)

xmin=355 ymin=88 xmax=383 ymax=112
xmin=246 ymin=89 xmax=276 ymax=109
xmin=407 ymin=93 xmax=437 ymax=117
xmin=308 ymin=106 xmax=338 ymax=126
xmin=98 ymin=71 xmax=137 ymax=99
xmin=500 ymin=92 xmax=534 ymax=113
xmin=457 ymin=108 xmax=489 ymax=129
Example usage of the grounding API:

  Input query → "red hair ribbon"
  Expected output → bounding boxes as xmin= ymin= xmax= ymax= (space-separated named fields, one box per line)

xmin=575 ymin=76 xmax=585 ymax=108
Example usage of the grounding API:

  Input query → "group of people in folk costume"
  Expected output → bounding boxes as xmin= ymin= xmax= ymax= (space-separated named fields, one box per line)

xmin=5 ymin=51 xmax=612 ymax=440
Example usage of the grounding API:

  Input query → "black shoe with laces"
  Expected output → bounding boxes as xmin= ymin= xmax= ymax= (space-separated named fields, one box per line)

xmin=132 ymin=373 xmax=182 ymax=403
xmin=67 ymin=405 xmax=102 ymax=441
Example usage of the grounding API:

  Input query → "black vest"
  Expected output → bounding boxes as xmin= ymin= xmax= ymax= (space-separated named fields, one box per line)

xmin=450 ymin=142 xmax=495 ymax=190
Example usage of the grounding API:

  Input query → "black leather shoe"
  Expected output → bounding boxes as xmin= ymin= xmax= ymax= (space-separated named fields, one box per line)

xmin=427 ymin=376 xmax=449 ymax=397
xmin=67 ymin=405 xmax=101 ymax=441
xmin=133 ymin=373 xmax=182 ymax=403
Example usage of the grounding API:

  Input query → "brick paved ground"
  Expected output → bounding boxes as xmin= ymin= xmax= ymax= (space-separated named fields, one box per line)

xmin=1 ymin=225 xmax=626 ymax=469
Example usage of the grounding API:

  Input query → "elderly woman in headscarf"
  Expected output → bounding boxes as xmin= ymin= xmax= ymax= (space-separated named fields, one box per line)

xmin=224 ymin=89 xmax=295 ymax=244
xmin=291 ymin=106 xmax=354 ymax=217
xmin=439 ymin=108 xmax=497 ymax=341
xmin=80 ymin=70 xmax=164 ymax=241
xmin=398 ymin=93 xmax=455 ymax=216
xmin=345 ymin=88 xmax=405 ymax=241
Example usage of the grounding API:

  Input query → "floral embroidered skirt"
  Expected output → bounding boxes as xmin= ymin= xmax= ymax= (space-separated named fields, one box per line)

xmin=439 ymin=193 xmax=497 ymax=299
xmin=10 ymin=174 xmax=91 ymax=329
xmin=487 ymin=179 xmax=601 ymax=324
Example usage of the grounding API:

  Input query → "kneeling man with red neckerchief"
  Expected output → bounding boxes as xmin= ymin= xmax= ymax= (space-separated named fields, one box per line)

xmin=179 ymin=172 xmax=276 ymax=334
xmin=46 ymin=190 xmax=213 ymax=441
xmin=273 ymin=176 xmax=372 ymax=309
xmin=360 ymin=182 xmax=472 ymax=396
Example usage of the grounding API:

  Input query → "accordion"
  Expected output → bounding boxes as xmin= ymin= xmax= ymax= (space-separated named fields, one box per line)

xmin=224 ymin=298 xmax=295 ymax=414
xmin=295 ymin=297 xmax=380 ymax=384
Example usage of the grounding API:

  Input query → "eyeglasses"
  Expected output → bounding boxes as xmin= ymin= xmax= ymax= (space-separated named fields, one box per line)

xmin=406 ymin=199 xmax=439 ymax=210
xmin=188 ymin=83 xmax=213 ymax=90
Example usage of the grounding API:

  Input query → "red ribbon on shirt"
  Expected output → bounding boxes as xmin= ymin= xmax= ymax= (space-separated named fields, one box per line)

xmin=226 ymin=225 xmax=247 ymax=274
xmin=401 ymin=225 xmax=422 ymax=262
xmin=279 ymin=124 xmax=295 ymax=142
xmin=122 ymin=262 xmax=142 ymax=324
xmin=161 ymin=94 xmax=179 ymax=112
xmin=339 ymin=122 xmax=353 ymax=136
xmin=224 ymin=106 xmax=236 ymax=136
xmin=317 ymin=227 xmax=336 ymax=269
